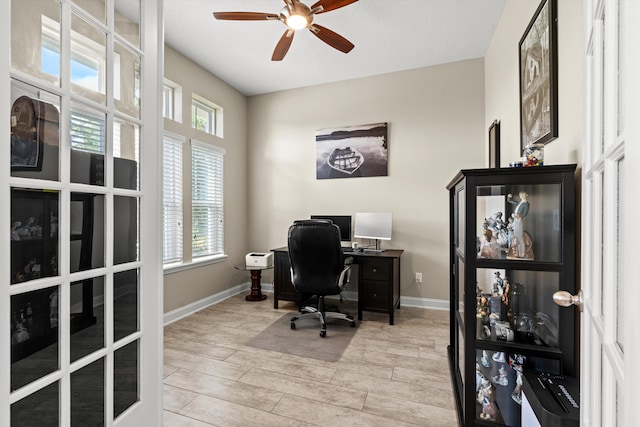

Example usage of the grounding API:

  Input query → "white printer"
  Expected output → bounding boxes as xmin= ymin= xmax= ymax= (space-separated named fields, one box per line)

xmin=245 ymin=252 xmax=274 ymax=268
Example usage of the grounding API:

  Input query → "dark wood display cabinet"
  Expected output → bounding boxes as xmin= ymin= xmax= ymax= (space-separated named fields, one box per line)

xmin=446 ymin=165 xmax=578 ymax=427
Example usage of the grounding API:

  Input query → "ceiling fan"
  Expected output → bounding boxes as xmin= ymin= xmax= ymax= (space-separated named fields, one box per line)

xmin=213 ymin=0 xmax=358 ymax=61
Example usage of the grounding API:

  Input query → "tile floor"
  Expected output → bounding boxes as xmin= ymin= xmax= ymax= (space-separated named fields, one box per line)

xmin=163 ymin=293 xmax=458 ymax=426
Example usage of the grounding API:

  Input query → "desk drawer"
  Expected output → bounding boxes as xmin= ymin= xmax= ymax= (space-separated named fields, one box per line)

xmin=361 ymin=281 xmax=389 ymax=307
xmin=360 ymin=259 xmax=391 ymax=280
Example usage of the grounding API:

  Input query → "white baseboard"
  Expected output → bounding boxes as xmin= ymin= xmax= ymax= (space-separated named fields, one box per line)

xmin=163 ymin=282 xmax=250 ymax=325
xmin=400 ymin=296 xmax=449 ymax=311
xmin=163 ymin=283 xmax=448 ymax=325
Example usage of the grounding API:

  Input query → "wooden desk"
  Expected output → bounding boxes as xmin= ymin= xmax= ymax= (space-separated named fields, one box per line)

xmin=271 ymin=247 xmax=404 ymax=325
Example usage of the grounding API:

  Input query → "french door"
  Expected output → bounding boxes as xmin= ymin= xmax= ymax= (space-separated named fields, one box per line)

xmin=581 ymin=0 xmax=639 ymax=425
xmin=0 ymin=1 xmax=163 ymax=425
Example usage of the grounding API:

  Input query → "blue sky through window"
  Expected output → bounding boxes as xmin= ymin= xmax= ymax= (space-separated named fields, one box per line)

xmin=41 ymin=43 xmax=99 ymax=90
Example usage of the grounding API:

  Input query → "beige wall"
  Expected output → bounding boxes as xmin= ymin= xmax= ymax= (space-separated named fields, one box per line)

xmin=484 ymin=0 xmax=583 ymax=166
xmin=163 ymin=0 xmax=585 ymax=312
xmin=163 ymin=46 xmax=249 ymax=312
xmin=246 ymin=59 xmax=486 ymax=301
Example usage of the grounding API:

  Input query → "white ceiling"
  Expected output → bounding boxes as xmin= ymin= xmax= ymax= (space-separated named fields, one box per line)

xmin=163 ymin=0 xmax=506 ymax=96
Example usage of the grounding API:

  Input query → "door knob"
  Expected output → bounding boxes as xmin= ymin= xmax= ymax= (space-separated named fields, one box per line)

xmin=553 ymin=290 xmax=583 ymax=312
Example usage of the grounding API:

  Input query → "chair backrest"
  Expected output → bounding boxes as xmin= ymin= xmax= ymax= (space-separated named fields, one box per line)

xmin=287 ymin=220 xmax=344 ymax=295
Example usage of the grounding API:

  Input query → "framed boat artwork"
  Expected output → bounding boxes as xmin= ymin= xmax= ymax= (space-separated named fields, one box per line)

xmin=315 ymin=122 xmax=388 ymax=179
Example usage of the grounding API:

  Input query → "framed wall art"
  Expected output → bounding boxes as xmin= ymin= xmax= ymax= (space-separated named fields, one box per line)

xmin=488 ymin=120 xmax=500 ymax=168
xmin=519 ymin=0 xmax=558 ymax=151
xmin=315 ymin=122 xmax=388 ymax=180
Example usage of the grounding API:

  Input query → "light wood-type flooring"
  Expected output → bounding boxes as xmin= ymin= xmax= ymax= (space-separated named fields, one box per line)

xmin=163 ymin=293 xmax=458 ymax=426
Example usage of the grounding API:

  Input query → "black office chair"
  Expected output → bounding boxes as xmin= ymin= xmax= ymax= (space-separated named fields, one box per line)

xmin=288 ymin=220 xmax=356 ymax=337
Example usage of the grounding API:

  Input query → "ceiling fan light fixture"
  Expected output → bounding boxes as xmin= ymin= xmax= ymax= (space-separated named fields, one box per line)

xmin=286 ymin=14 xmax=308 ymax=30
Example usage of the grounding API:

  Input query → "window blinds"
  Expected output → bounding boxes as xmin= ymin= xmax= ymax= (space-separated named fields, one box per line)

xmin=70 ymin=111 xmax=105 ymax=153
xmin=163 ymin=132 xmax=184 ymax=263
xmin=191 ymin=140 xmax=225 ymax=258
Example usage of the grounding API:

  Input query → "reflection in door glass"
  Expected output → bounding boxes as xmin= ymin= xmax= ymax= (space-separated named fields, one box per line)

xmin=11 ymin=380 xmax=59 ymax=426
xmin=71 ymin=357 xmax=105 ymax=426
xmin=113 ymin=196 xmax=139 ymax=264
xmin=114 ymin=340 xmax=139 ymax=419
xmin=114 ymin=269 xmax=139 ymax=342
xmin=11 ymin=286 xmax=59 ymax=391
xmin=70 ymin=277 xmax=105 ymax=362
xmin=616 ymin=158 xmax=624 ymax=352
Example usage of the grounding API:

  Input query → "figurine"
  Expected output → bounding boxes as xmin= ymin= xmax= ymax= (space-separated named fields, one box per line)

xmin=492 ymin=364 xmax=509 ymax=386
xmin=478 ymin=227 xmax=500 ymax=259
xmin=507 ymin=192 xmax=534 ymax=259
xmin=11 ymin=221 xmax=21 ymax=240
xmin=492 ymin=271 xmax=504 ymax=296
xmin=477 ymin=377 xmax=498 ymax=421
xmin=481 ymin=350 xmax=491 ymax=368
xmin=509 ymin=354 xmax=526 ymax=404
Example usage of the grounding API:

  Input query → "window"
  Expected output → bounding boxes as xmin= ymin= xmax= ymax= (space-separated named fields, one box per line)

xmin=163 ymin=84 xmax=174 ymax=119
xmin=163 ymin=78 xmax=182 ymax=122
xmin=191 ymin=140 xmax=225 ymax=258
xmin=163 ymin=132 xmax=184 ymax=264
xmin=70 ymin=111 xmax=105 ymax=154
xmin=191 ymin=94 xmax=222 ymax=136
xmin=41 ymin=15 xmax=106 ymax=93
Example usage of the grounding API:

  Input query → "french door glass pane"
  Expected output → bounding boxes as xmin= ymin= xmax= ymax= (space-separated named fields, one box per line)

xmin=11 ymin=81 xmax=61 ymax=181
xmin=113 ymin=119 xmax=140 ymax=190
xmin=11 ymin=286 xmax=60 ymax=391
xmin=114 ymin=42 xmax=141 ymax=119
xmin=114 ymin=340 xmax=139 ymax=419
xmin=71 ymin=357 xmax=105 ymax=426
xmin=617 ymin=1 xmax=624 ymax=136
xmin=70 ymin=13 xmax=106 ymax=105
xmin=616 ymin=158 xmax=624 ymax=352
xmin=11 ymin=189 xmax=59 ymax=284
xmin=11 ymin=381 xmax=59 ymax=426
xmin=70 ymin=193 xmax=105 ymax=272
xmin=70 ymin=105 xmax=106 ymax=185
xmin=114 ymin=269 xmax=139 ymax=342
xmin=12 ymin=0 xmax=60 ymax=86
xmin=113 ymin=196 xmax=139 ymax=264
xmin=70 ymin=277 xmax=105 ymax=362
xmin=115 ymin=0 xmax=141 ymax=48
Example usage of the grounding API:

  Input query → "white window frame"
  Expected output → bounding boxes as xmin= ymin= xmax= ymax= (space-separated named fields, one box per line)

xmin=162 ymin=132 xmax=184 ymax=265
xmin=191 ymin=139 xmax=225 ymax=260
xmin=191 ymin=93 xmax=223 ymax=137
xmin=162 ymin=78 xmax=182 ymax=122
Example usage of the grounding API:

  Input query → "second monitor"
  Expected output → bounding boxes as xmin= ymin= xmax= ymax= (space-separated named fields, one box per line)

xmin=310 ymin=215 xmax=352 ymax=242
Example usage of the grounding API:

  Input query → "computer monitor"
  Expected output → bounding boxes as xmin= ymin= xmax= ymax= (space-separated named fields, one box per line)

xmin=310 ymin=215 xmax=352 ymax=242
xmin=353 ymin=212 xmax=392 ymax=251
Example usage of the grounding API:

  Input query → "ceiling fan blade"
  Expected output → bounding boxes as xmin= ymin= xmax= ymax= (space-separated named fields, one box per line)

xmin=272 ymin=30 xmax=295 ymax=61
xmin=212 ymin=12 xmax=279 ymax=21
xmin=310 ymin=24 xmax=354 ymax=54
xmin=311 ymin=0 xmax=358 ymax=14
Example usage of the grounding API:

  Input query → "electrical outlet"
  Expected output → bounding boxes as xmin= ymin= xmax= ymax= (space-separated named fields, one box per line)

xmin=415 ymin=272 xmax=423 ymax=284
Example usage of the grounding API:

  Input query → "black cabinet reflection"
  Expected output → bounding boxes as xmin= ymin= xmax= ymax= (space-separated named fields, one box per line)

xmin=113 ymin=196 xmax=138 ymax=265
xmin=10 ymin=188 xmax=59 ymax=284
xmin=11 ymin=286 xmax=59 ymax=391
xmin=114 ymin=269 xmax=138 ymax=342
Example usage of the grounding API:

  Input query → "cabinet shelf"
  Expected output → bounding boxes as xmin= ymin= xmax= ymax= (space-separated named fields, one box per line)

xmin=447 ymin=165 xmax=578 ymax=427
xmin=475 ymin=258 xmax=565 ymax=271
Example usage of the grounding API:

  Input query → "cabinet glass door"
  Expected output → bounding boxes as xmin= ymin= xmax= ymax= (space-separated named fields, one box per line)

xmin=477 ymin=184 xmax=563 ymax=263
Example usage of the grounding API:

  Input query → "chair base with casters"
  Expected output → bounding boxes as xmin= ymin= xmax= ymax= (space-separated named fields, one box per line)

xmin=290 ymin=295 xmax=356 ymax=337
xmin=287 ymin=219 xmax=357 ymax=338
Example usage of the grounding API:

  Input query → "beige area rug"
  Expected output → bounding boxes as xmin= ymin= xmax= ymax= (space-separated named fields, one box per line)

xmin=246 ymin=309 xmax=359 ymax=362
